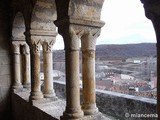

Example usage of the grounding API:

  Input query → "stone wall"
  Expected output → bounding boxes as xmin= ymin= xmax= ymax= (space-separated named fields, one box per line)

xmin=11 ymin=81 xmax=157 ymax=120
xmin=0 ymin=0 xmax=11 ymax=120
xmin=53 ymin=81 xmax=157 ymax=119
xmin=12 ymin=91 xmax=57 ymax=120
xmin=96 ymin=90 xmax=156 ymax=119
xmin=0 ymin=1 xmax=12 ymax=120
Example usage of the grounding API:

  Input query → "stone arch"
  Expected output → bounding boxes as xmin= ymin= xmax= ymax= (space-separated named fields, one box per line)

xmin=28 ymin=0 xmax=58 ymax=100
xmin=12 ymin=12 xmax=25 ymax=40
xmin=11 ymin=12 xmax=31 ymax=89
xmin=30 ymin=0 xmax=57 ymax=31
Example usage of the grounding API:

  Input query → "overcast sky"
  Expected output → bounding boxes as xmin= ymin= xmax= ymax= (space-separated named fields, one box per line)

xmin=54 ymin=0 xmax=156 ymax=50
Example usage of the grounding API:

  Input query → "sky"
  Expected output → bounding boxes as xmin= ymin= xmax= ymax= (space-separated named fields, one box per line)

xmin=53 ymin=0 xmax=156 ymax=50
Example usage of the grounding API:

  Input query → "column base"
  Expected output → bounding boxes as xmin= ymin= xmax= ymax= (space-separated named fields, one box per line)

xmin=29 ymin=91 xmax=43 ymax=100
xmin=44 ymin=90 xmax=56 ymax=98
xmin=61 ymin=107 xmax=84 ymax=120
xmin=82 ymin=103 xmax=99 ymax=115
xmin=12 ymin=83 xmax=23 ymax=89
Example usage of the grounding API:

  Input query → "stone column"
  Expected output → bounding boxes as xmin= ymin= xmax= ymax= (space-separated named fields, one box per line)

xmin=141 ymin=0 xmax=160 ymax=116
xmin=29 ymin=40 xmax=43 ymax=100
xmin=12 ymin=41 xmax=23 ymax=89
xmin=81 ymin=31 xmax=100 ymax=115
xmin=152 ymin=18 xmax=160 ymax=117
xmin=60 ymin=27 xmax=84 ymax=119
xmin=22 ymin=43 xmax=31 ymax=88
xmin=55 ymin=0 xmax=105 ymax=118
xmin=42 ymin=40 xmax=56 ymax=98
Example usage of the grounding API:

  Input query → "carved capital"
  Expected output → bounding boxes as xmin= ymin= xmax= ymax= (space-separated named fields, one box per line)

xmin=12 ymin=41 xmax=20 ymax=54
xmin=30 ymin=40 xmax=41 ymax=53
xmin=42 ymin=39 xmax=56 ymax=52
xmin=59 ymin=26 xmax=83 ymax=50
xmin=81 ymin=30 xmax=101 ymax=51
xmin=22 ymin=44 xmax=30 ymax=55
xmin=25 ymin=29 xmax=57 ymax=45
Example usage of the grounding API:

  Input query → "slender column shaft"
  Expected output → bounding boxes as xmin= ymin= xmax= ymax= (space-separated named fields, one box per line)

xmin=12 ymin=42 xmax=23 ymax=89
xmin=81 ymin=32 xmax=99 ymax=115
xmin=43 ymin=41 xmax=56 ymax=98
xmin=29 ymin=42 xmax=43 ymax=100
xmin=63 ymin=49 xmax=83 ymax=119
xmin=61 ymin=28 xmax=83 ymax=119
xmin=82 ymin=50 xmax=98 ymax=115
xmin=22 ymin=44 xmax=31 ymax=88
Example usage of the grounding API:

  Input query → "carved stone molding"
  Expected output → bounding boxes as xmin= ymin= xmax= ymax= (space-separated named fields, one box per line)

xmin=30 ymin=40 xmax=41 ymax=53
xmin=81 ymin=30 xmax=101 ymax=51
xmin=42 ymin=39 xmax=56 ymax=52
xmin=25 ymin=29 xmax=57 ymax=51
xmin=58 ymin=26 xmax=83 ymax=51
xmin=12 ymin=36 xmax=25 ymax=41
xmin=22 ymin=44 xmax=30 ymax=55
xmin=55 ymin=16 xmax=105 ymax=28
xmin=12 ymin=41 xmax=20 ymax=54
xmin=12 ymin=40 xmax=30 ymax=54
xmin=29 ymin=29 xmax=57 ymax=37
xmin=55 ymin=17 xmax=104 ymax=51
xmin=55 ymin=0 xmax=104 ymax=21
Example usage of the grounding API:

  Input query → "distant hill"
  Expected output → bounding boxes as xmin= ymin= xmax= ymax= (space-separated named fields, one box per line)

xmin=53 ymin=43 xmax=156 ymax=61
xmin=96 ymin=43 xmax=156 ymax=60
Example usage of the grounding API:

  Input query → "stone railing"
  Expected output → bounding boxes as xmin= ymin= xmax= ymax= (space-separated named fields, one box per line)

xmin=53 ymin=81 xmax=157 ymax=119
xmin=12 ymin=81 xmax=157 ymax=120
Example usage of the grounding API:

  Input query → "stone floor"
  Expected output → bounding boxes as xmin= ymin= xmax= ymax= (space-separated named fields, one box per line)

xmin=15 ymin=89 xmax=116 ymax=120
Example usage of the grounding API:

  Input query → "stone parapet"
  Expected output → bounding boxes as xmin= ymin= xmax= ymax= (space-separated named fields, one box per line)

xmin=53 ymin=81 xmax=157 ymax=119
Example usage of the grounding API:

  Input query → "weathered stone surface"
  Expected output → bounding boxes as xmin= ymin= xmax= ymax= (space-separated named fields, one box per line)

xmin=0 ymin=1 xmax=11 ymax=119
xmin=0 ymin=55 xmax=10 ymax=65
xmin=31 ymin=0 xmax=57 ymax=31
xmin=0 ymin=65 xmax=10 ymax=75
xmin=12 ymin=90 xmax=58 ymax=120
xmin=0 ymin=0 xmax=159 ymax=120
xmin=12 ymin=89 xmax=113 ymax=120
xmin=43 ymin=40 xmax=56 ymax=98
xmin=30 ymin=44 xmax=43 ymax=100
xmin=57 ymin=26 xmax=84 ymax=119
xmin=54 ymin=81 xmax=157 ymax=120
xmin=0 ymin=75 xmax=11 ymax=87
xmin=81 ymin=32 xmax=99 ymax=115
xmin=12 ymin=12 xmax=25 ymax=40
xmin=96 ymin=90 xmax=156 ymax=120
xmin=68 ymin=0 xmax=104 ymax=20
xmin=55 ymin=0 xmax=105 ymax=118
xmin=55 ymin=0 xmax=104 ymax=20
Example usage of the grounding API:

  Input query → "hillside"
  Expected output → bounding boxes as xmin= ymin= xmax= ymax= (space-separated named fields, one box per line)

xmin=53 ymin=43 xmax=156 ymax=61
xmin=96 ymin=43 xmax=156 ymax=60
